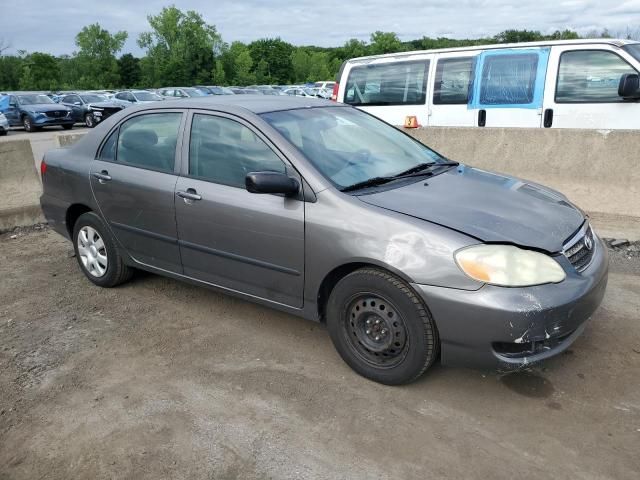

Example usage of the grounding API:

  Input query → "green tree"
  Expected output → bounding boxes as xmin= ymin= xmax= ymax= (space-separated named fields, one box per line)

xmin=369 ymin=31 xmax=405 ymax=55
xmin=118 ymin=53 xmax=141 ymax=88
xmin=247 ymin=38 xmax=293 ymax=84
xmin=138 ymin=6 xmax=222 ymax=86
xmin=340 ymin=38 xmax=369 ymax=59
xmin=211 ymin=59 xmax=226 ymax=85
xmin=19 ymin=52 xmax=60 ymax=90
xmin=548 ymin=29 xmax=580 ymax=40
xmin=291 ymin=49 xmax=311 ymax=82
xmin=0 ymin=55 xmax=23 ymax=90
xmin=308 ymin=52 xmax=330 ymax=81
xmin=234 ymin=49 xmax=255 ymax=85
xmin=75 ymin=23 xmax=127 ymax=89
xmin=493 ymin=29 xmax=544 ymax=43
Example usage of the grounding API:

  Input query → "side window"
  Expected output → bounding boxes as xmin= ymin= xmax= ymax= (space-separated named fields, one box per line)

xmin=98 ymin=129 xmax=118 ymax=161
xmin=189 ymin=114 xmax=285 ymax=188
xmin=344 ymin=61 xmax=429 ymax=106
xmin=116 ymin=113 xmax=182 ymax=173
xmin=126 ymin=93 xmax=136 ymax=102
xmin=480 ymin=53 xmax=539 ymax=105
xmin=556 ymin=50 xmax=638 ymax=103
xmin=433 ymin=57 xmax=474 ymax=105
xmin=61 ymin=96 xmax=72 ymax=104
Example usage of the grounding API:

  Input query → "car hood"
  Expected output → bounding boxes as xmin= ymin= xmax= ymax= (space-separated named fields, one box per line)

xmin=358 ymin=165 xmax=585 ymax=253
xmin=88 ymin=101 xmax=123 ymax=109
xmin=22 ymin=103 xmax=70 ymax=112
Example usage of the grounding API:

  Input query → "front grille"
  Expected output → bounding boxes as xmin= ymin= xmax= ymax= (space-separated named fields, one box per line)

xmin=564 ymin=225 xmax=595 ymax=272
xmin=46 ymin=110 xmax=66 ymax=118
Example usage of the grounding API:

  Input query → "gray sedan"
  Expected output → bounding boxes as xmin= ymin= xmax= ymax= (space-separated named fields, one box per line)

xmin=40 ymin=96 xmax=608 ymax=384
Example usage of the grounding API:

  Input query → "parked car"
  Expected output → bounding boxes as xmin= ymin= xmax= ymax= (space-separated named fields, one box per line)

xmin=314 ymin=81 xmax=336 ymax=91
xmin=60 ymin=93 xmax=125 ymax=128
xmin=2 ymin=93 xmax=74 ymax=131
xmin=112 ymin=90 xmax=163 ymax=107
xmin=0 ymin=112 xmax=9 ymax=135
xmin=335 ymin=38 xmax=640 ymax=129
xmin=282 ymin=88 xmax=315 ymax=97
xmin=157 ymin=87 xmax=209 ymax=99
xmin=39 ymin=96 xmax=608 ymax=385
xmin=194 ymin=85 xmax=235 ymax=95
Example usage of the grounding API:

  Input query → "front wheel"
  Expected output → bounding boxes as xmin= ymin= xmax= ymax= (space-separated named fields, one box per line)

xmin=84 ymin=113 xmax=95 ymax=128
xmin=327 ymin=268 xmax=439 ymax=385
xmin=23 ymin=116 xmax=34 ymax=132
xmin=72 ymin=212 xmax=133 ymax=287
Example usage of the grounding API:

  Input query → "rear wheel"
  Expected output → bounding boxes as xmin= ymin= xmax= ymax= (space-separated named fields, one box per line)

xmin=84 ymin=113 xmax=95 ymax=128
xmin=327 ymin=268 xmax=439 ymax=385
xmin=72 ymin=212 xmax=133 ymax=287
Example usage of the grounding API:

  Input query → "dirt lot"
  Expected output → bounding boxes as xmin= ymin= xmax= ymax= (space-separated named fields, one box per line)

xmin=1 ymin=227 xmax=639 ymax=480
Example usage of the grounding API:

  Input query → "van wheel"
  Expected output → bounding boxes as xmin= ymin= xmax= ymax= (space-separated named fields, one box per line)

xmin=72 ymin=212 xmax=133 ymax=287
xmin=326 ymin=268 xmax=439 ymax=385
xmin=23 ymin=116 xmax=34 ymax=132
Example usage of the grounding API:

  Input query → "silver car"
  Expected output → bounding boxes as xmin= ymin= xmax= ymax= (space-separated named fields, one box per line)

xmin=39 ymin=97 xmax=608 ymax=384
xmin=0 ymin=112 xmax=9 ymax=135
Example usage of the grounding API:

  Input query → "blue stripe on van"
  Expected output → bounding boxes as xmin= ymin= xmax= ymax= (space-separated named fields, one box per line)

xmin=468 ymin=47 xmax=550 ymax=110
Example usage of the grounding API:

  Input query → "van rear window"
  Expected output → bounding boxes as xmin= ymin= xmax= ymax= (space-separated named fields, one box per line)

xmin=344 ymin=61 xmax=428 ymax=106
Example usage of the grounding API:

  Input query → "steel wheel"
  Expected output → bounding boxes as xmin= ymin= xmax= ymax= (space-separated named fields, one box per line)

xmin=77 ymin=226 xmax=108 ymax=278
xmin=344 ymin=293 xmax=409 ymax=368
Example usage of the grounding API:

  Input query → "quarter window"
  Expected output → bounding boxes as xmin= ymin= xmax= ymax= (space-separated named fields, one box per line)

xmin=98 ymin=129 xmax=118 ymax=161
xmin=344 ymin=61 xmax=429 ymax=106
xmin=189 ymin=114 xmax=285 ymax=188
xmin=556 ymin=50 xmax=638 ymax=103
xmin=116 ymin=113 xmax=182 ymax=173
xmin=433 ymin=57 xmax=475 ymax=105
xmin=480 ymin=53 xmax=539 ymax=105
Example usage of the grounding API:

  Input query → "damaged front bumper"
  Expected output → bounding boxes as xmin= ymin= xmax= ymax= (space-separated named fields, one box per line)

xmin=412 ymin=235 xmax=609 ymax=370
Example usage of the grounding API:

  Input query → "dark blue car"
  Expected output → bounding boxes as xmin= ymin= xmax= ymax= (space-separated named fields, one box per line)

xmin=2 ymin=93 xmax=74 ymax=132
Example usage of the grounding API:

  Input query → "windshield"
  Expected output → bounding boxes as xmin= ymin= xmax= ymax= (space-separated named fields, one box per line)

xmin=623 ymin=44 xmax=640 ymax=63
xmin=134 ymin=91 xmax=161 ymax=101
xmin=18 ymin=94 xmax=54 ymax=105
xmin=261 ymin=107 xmax=445 ymax=190
xmin=184 ymin=88 xmax=207 ymax=97
xmin=80 ymin=94 xmax=106 ymax=103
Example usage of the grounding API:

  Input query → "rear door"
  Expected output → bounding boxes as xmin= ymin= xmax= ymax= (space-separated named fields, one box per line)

xmin=469 ymin=48 xmax=550 ymax=128
xmin=174 ymin=110 xmax=305 ymax=308
xmin=90 ymin=110 xmax=185 ymax=273
xmin=342 ymin=58 xmax=432 ymax=126
xmin=429 ymin=53 xmax=479 ymax=127
xmin=542 ymin=45 xmax=640 ymax=129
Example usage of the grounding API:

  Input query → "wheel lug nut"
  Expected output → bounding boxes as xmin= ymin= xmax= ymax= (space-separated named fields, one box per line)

xmin=381 ymin=329 xmax=387 ymax=335
xmin=366 ymin=319 xmax=372 ymax=325
xmin=375 ymin=319 xmax=381 ymax=325
xmin=366 ymin=329 xmax=371 ymax=335
xmin=375 ymin=336 xmax=381 ymax=341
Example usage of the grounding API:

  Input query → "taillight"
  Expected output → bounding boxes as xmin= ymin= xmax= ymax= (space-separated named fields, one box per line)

xmin=40 ymin=158 xmax=47 ymax=178
xmin=331 ymin=83 xmax=339 ymax=101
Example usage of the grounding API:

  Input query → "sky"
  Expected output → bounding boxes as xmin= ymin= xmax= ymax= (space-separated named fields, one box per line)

xmin=1 ymin=0 xmax=639 ymax=56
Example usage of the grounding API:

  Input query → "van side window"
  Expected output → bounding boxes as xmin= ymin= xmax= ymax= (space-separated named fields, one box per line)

xmin=433 ymin=57 xmax=474 ymax=105
xmin=344 ymin=61 xmax=428 ymax=106
xmin=480 ymin=53 xmax=539 ymax=105
xmin=556 ymin=50 xmax=638 ymax=103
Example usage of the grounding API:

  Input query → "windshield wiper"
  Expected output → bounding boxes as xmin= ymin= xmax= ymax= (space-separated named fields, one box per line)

xmin=340 ymin=161 xmax=459 ymax=192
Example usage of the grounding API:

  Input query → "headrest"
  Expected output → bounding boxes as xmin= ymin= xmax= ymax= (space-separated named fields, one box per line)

xmin=121 ymin=129 xmax=158 ymax=149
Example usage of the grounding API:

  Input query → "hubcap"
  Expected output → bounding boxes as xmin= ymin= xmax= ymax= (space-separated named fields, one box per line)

xmin=345 ymin=295 xmax=408 ymax=367
xmin=77 ymin=226 xmax=108 ymax=277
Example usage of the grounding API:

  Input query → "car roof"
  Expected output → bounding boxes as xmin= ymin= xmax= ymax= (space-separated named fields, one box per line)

xmin=128 ymin=95 xmax=341 ymax=114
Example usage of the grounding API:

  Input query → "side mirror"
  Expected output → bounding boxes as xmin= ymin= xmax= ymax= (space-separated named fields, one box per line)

xmin=245 ymin=171 xmax=300 ymax=196
xmin=618 ymin=73 xmax=640 ymax=99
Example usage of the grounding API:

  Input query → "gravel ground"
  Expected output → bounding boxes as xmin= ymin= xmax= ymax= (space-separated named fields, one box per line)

xmin=1 ymin=227 xmax=639 ymax=480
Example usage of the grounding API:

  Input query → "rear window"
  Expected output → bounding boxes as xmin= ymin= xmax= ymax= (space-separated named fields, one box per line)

xmin=343 ymin=61 xmax=428 ymax=106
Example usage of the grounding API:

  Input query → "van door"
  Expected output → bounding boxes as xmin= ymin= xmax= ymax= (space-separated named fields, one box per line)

xmin=542 ymin=45 xmax=640 ymax=129
xmin=469 ymin=48 xmax=550 ymax=128
xmin=342 ymin=58 xmax=432 ymax=127
xmin=430 ymin=52 xmax=479 ymax=127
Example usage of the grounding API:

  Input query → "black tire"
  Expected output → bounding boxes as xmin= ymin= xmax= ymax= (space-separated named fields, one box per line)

xmin=72 ymin=212 xmax=133 ymax=288
xmin=23 ymin=116 xmax=34 ymax=132
xmin=0 ymin=129 xmax=7 ymax=136
xmin=327 ymin=268 xmax=439 ymax=385
xmin=62 ymin=124 xmax=73 ymax=130
xmin=84 ymin=113 xmax=95 ymax=128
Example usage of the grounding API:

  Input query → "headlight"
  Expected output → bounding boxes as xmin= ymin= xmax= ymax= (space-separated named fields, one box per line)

xmin=37 ymin=111 xmax=47 ymax=116
xmin=455 ymin=245 xmax=566 ymax=287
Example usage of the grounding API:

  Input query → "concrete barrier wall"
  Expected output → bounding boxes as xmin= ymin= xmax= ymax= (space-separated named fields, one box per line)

xmin=0 ymin=139 xmax=44 ymax=231
xmin=407 ymin=127 xmax=640 ymax=219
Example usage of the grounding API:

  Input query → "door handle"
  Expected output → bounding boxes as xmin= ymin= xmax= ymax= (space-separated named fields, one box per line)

xmin=92 ymin=170 xmax=111 ymax=183
xmin=176 ymin=189 xmax=202 ymax=202
xmin=478 ymin=109 xmax=487 ymax=127
xmin=543 ymin=108 xmax=554 ymax=128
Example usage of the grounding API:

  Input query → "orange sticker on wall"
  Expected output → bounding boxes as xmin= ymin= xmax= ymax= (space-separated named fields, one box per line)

xmin=404 ymin=115 xmax=420 ymax=128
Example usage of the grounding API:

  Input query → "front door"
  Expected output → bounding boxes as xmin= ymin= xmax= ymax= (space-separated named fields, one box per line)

xmin=90 ymin=110 xmax=185 ymax=273
xmin=542 ymin=45 xmax=640 ymax=129
xmin=175 ymin=111 xmax=305 ymax=308
xmin=469 ymin=48 xmax=550 ymax=128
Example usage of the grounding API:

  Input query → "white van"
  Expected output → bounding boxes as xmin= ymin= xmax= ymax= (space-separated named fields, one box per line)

xmin=334 ymin=39 xmax=640 ymax=129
